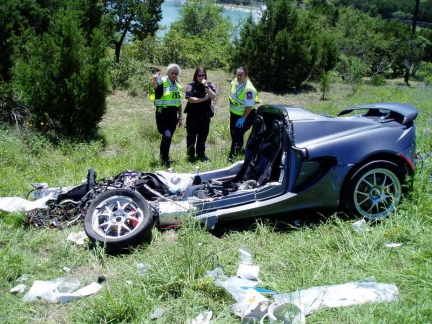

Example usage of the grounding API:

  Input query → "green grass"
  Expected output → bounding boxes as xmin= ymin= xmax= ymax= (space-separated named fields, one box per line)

xmin=1 ymin=70 xmax=432 ymax=323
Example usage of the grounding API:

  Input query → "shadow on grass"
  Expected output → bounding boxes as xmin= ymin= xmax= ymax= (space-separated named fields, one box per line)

xmin=209 ymin=210 xmax=356 ymax=238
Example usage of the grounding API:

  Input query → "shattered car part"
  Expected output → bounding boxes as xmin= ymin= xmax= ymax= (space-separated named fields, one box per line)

xmin=26 ymin=103 xmax=418 ymax=249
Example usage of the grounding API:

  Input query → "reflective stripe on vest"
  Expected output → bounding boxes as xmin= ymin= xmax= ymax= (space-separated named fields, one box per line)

xmin=229 ymin=79 xmax=259 ymax=115
xmin=153 ymin=77 xmax=183 ymax=107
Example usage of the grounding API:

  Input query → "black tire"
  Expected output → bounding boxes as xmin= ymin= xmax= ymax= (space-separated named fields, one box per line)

xmin=84 ymin=188 xmax=153 ymax=249
xmin=343 ymin=161 xmax=406 ymax=221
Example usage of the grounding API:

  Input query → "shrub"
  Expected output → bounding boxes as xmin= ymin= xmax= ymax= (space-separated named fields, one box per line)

xmin=13 ymin=7 xmax=110 ymax=141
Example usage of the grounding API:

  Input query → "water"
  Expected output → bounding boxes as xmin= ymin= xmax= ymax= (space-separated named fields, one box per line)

xmin=158 ymin=1 xmax=262 ymax=37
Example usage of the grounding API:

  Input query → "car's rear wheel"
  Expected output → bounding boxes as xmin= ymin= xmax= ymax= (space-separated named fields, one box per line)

xmin=344 ymin=161 xmax=406 ymax=220
xmin=84 ymin=188 xmax=153 ymax=249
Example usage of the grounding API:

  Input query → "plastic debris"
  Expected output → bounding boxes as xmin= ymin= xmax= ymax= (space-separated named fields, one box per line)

xmin=10 ymin=284 xmax=26 ymax=294
xmin=0 ymin=194 xmax=53 ymax=213
xmin=204 ymin=266 xmax=227 ymax=281
xmin=58 ymin=282 xmax=102 ymax=304
xmin=352 ymin=219 xmax=371 ymax=234
xmin=191 ymin=310 xmax=213 ymax=324
xmin=150 ymin=308 xmax=165 ymax=319
xmin=238 ymin=247 xmax=253 ymax=265
xmin=263 ymin=301 xmax=305 ymax=324
xmin=274 ymin=276 xmax=399 ymax=316
xmin=216 ymin=276 xmax=261 ymax=303
xmin=23 ymin=277 xmax=81 ymax=303
xmin=137 ymin=263 xmax=149 ymax=276
xmin=385 ymin=242 xmax=403 ymax=248
xmin=237 ymin=263 xmax=260 ymax=280
xmin=67 ymin=231 xmax=87 ymax=245
xmin=230 ymin=288 xmax=269 ymax=321
xmin=16 ymin=274 xmax=31 ymax=282
xmin=22 ymin=277 xmax=102 ymax=304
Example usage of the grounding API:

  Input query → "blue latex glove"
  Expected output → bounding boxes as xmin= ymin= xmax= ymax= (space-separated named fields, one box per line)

xmin=235 ymin=117 xmax=245 ymax=128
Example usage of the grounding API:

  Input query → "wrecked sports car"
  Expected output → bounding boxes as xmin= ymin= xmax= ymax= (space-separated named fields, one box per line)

xmin=30 ymin=103 xmax=418 ymax=249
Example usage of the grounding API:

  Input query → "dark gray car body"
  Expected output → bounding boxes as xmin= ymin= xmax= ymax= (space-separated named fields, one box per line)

xmin=184 ymin=102 xmax=417 ymax=226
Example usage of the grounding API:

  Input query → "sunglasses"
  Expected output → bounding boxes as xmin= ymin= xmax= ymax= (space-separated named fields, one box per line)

xmin=197 ymin=74 xmax=206 ymax=77
xmin=236 ymin=73 xmax=245 ymax=76
xmin=170 ymin=72 xmax=179 ymax=75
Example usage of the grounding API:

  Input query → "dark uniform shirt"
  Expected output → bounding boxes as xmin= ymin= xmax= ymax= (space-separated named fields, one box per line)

xmin=184 ymin=81 xmax=216 ymax=119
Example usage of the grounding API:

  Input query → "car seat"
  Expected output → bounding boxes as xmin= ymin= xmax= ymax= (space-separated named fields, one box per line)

xmin=254 ymin=120 xmax=283 ymax=186
xmin=227 ymin=115 xmax=267 ymax=185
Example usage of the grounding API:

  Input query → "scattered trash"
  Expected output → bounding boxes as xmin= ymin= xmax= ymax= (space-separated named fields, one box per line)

xmin=385 ymin=242 xmax=403 ymax=248
xmin=22 ymin=277 xmax=102 ymax=304
xmin=263 ymin=301 xmax=305 ymax=324
xmin=16 ymin=274 xmax=31 ymax=282
xmin=230 ymin=288 xmax=269 ymax=322
xmin=215 ymin=276 xmax=261 ymax=303
xmin=0 ymin=194 xmax=52 ymax=213
xmin=23 ymin=277 xmax=80 ymax=303
xmin=150 ymin=307 xmax=165 ymax=319
xmin=236 ymin=263 xmax=260 ymax=281
xmin=352 ymin=219 xmax=371 ymax=234
xmin=67 ymin=231 xmax=87 ymax=245
xmin=191 ymin=310 xmax=213 ymax=324
xmin=97 ymin=276 xmax=106 ymax=284
xmin=137 ymin=263 xmax=149 ymax=276
xmin=58 ymin=282 xmax=103 ymax=304
xmin=209 ymin=247 xmax=398 ymax=323
xmin=10 ymin=284 xmax=26 ymax=294
xmin=63 ymin=266 xmax=71 ymax=273
xmin=205 ymin=266 xmax=227 ymax=281
xmin=274 ymin=276 xmax=399 ymax=316
xmin=238 ymin=247 xmax=253 ymax=265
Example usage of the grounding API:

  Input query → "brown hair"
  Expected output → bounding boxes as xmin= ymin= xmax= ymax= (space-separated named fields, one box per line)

xmin=193 ymin=67 xmax=207 ymax=83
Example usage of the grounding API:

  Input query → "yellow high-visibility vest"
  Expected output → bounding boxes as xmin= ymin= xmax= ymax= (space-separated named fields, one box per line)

xmin=229 ymin=79 xmax=259 ymax=116
xmin=151 ymin=77 xmax=183 ymax=107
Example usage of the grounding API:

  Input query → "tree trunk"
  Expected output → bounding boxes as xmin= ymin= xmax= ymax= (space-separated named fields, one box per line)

xmin=412 ymin=0 xmax=420 ymax=36
xmin=114 ymin=20 xmax=132 ymax=63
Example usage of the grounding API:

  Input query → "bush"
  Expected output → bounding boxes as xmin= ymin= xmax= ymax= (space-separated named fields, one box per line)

xmin=369 ymin=75 xmax=387 ymax=86
xmin=13 ymin=7 xmax=110 ymax=141
xmin=417 ymin=62 xmax=432 ymax=86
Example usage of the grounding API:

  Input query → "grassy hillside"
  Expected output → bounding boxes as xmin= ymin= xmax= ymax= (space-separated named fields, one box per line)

xmin=1 ymin=70 xmax=432 ymax=323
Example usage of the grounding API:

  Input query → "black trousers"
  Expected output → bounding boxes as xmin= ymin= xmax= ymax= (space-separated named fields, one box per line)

xmin=155 ymin=106 xmax=178 ymax=161
xmin=186 ymin=116 xmax=210 ymax=157
xmin=229 ymin=109 xmax=256 ymax=157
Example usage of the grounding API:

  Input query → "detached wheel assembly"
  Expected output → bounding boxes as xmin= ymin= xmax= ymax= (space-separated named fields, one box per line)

xmin=344 ymin=161 xmax=406 ymax=220
xmin=84 ymin=188 xmax=153 ymax=249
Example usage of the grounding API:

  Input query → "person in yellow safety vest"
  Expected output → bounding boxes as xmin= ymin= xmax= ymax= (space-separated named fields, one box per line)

xmin=227 ymin=66 xmax=259 ymax=163
xmin=151 ymin=63 xmax=184 ymax=167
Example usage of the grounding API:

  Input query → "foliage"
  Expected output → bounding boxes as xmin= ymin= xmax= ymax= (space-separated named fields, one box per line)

xmin=12 ymin=2 xmax=110 ymax=140
xmin=231 ymin=0 xmax=333 ymax=91
xmin=338 ymin=55 xmax=367 ymax=94
xmin=104 ymin=0 xmax=163 ymax=63
xmin=331 ymin=0 xmax=432 ymax=23
xmin=319 ymin=69 xmax=331 ymax=100
xmin=109 ymin=56 xmax=152 ymax=96
xmin=158 ymin=0 xmax=233 ymax=69
xmin=416 ymin=62 xmax=432 ymax=86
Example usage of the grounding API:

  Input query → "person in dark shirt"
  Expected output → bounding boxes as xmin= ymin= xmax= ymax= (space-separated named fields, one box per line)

xmin=184 ymin=67 xmax=217 ymax=162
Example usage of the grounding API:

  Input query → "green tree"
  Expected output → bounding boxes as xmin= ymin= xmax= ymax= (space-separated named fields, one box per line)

xmin=231 ymin=0 xmax=327 ymax=91
xmin=13 ymin=3 xmax=110 ymax=139
xmin=159 ymin=0 xmax=233 ymax=68
xmin=104 ymin=0 xmax=163 ymax=63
